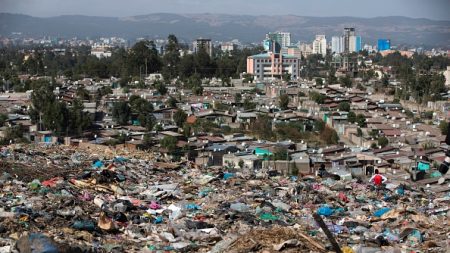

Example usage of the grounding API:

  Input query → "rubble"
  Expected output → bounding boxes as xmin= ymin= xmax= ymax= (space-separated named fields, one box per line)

xmin=0 ymin=144 xmax=449 ymax=252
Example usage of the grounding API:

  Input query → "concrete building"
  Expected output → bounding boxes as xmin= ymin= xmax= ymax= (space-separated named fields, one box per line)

xmin=91 ymin=46 xmax=112 ymax=58
xmin=378 ymin=39 xmax=391 ymax=51
xmin=221 ymin=42 xmax=237 ymax=52
xmin=332 ymin=28 xmax=361 ymax=54
xmin=193 ymin=38 xmax=213 ymax=56
xmin=298 ymin=43 xmax=313 ymax=57
xmin=445 ymin=66 xmax=450 ymax=86
xmin=281 ymin=46 xmax=302 ymax=59
xmin=344 ymin=27 xmax=355 ymax=53
xmin=331 ymin=36 xmax=344 ymax=54
xmin=266 ymin=32 xmax=291 ymax=48
xmin=312 ymin=35 xmax=327 ymax=57
xmin=247 ymin=51 xmax=299 ymax=81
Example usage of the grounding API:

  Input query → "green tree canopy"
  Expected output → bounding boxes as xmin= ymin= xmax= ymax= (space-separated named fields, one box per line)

xmin=279 ymin=94 xmax=290 ymax=110
xmin=173 ymin=109 xmax=187 ymax=127
xmin=112 ymin=101 xmax=131 ymax=125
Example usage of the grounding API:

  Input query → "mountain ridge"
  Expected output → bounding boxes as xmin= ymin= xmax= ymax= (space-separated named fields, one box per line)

xmin=1 ymin=13 xmax=449 ymax=47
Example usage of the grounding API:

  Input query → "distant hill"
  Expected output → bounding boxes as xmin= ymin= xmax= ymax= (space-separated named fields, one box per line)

xmin=1 ymin=13 xmax=449 ymax=47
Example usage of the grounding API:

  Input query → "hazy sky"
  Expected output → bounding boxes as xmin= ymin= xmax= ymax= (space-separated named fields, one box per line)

xmin=1 ymin=0 xmax=449 ymax=20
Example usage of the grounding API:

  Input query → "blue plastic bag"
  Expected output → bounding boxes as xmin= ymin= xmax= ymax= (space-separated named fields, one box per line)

xmin=223 ymin=173 xmax=234 ymax=180
xmin=185 ymin=203 xmax=201 ymax=210
xmin=317 ymin=206 xmax=334 ymax=216
xmin=373 ymin=207 xmax=391 ymax=217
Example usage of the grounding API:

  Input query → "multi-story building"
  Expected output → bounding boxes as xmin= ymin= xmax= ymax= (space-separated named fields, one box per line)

xmin=332 ymin=28 xmax=362 ymax=54
xmin=445 ymin=66 xmax=450 ymax=86
xmin=331 ymin=36 xmax=344 ymax=54
xmin=298 ymin=43 xmax=313 ymax=57
xmin=281 ymin=46 xmax=302 ymax=59
xmin=343 ymin=28 xmax=355 ymax=53
xmin=312 ymin=35 xmax=327 ymax=57
xmin=91 ymin=45 xmax=112 ymax=58
xmin=193 ymin=38 xmax=213 ymax=56
xmin=247 ymin=51 xmax=299 ymax=81
xmin=377 ymin=39 xmax=391 ymax=51
xmin=221 ymin=42 xmax=237 ymax=52
xmin=266 ymin=32 xmax=291 ymax=48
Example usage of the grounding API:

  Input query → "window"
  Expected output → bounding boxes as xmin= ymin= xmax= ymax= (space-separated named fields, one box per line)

xmin=257 ymin=64 xmax=260 ymax=68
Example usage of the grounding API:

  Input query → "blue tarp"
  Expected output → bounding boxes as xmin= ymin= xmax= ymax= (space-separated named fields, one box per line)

xmin=93 ymin=160 xmax=104 ymax=169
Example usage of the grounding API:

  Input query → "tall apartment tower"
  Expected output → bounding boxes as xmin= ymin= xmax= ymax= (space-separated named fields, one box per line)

xmin=343 ymin=28 xmax=355 ymax=53
xmin=266 ymin=32 xmax=291 ymax=48
xmin=193 ymin=38 xmax=213 ymax=56
xmin=331 ymin=36 xmax=344 ymax=54
xmin=312 ymin=35 xmax=327 ymax=57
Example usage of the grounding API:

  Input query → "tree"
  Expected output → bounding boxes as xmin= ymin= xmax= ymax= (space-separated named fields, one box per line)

xmin=161 ymin=135 xmax=178 ymax=152
xmin=243 ymin=98 xmax=256 ymax=110
xmin=348 ymin=111 xmax=356 ymax=123
xmin=315 ymin=78 xmax=323 ymax=86
xmin=279 ymin=94 xmax=290 ymax=110
xmin=338 ymin=102 xmax=350 ymax=112
xmin=162 ymin=34 xmax=180 ymax=80
xmin=155 ymin=82 xmax=168 ymax=95
xmin=339 ymin=76 xmax=352 ymax=88
xmin=68 ymin=99 xmax=91 ymax=136
xmin=173 ymin=109 xmax=187 ymax=127
xmin=166 ymin=96 xmax=178 ymax=108
xmin=439 ymin=121 xmax=449 ymax=135
xmin=112 ymin=101 xmax=131 ymax=125
xmin=238 ymin=159 xmax=244 ymax=169
xmin=250 ymin=114 xmax=275 ymax=140
xmin=282 ymin=73 xmax=291 ymax=82
xmin=127 ymin=40 xmax=162 ymax=77
xmin=321 ymin=126 xmax=339 ymax=145
xmin=314 ymin=120 xmax=325 ymax=132
xmin=272 ymin=147 xmax=290 ymax=161
xmin=381 ymin=74 xmax=389 ymax=87
xmin=129 ymin=95 xmax=155 ymax=130
xmin=309 ymin=91 xmax=326 ymax=104
xmin=234 ymin=93 xmax=242 ymax=103
xmin=356 ymin=114 xmax=366 ymax=127
xmin=76 ymin=86 xmax=90 ymax=100
xmin=357 ymin=128 xmax=363 ymax=137
xmin=0 ymin=114 xmax=8 ymax=127
xmin=378 ymin=136 xmax=389 ymax=148
xmin=327 ymin=69 xmax=338 ymax=84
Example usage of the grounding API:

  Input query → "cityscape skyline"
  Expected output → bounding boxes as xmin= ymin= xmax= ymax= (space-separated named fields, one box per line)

xmin=0 ymin=0 xmax=449 ymax=21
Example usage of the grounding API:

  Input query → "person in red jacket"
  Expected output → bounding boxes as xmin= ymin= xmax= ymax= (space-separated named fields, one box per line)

xmin=369 ymin=169 xmax=387 ymax=186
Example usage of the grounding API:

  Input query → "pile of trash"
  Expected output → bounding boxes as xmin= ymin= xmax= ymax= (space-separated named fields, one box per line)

xmin=0 ymin=144 xmax=449 ymax=252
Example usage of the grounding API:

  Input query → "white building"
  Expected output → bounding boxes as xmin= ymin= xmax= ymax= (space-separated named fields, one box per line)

xmin=445 ymin=66 xmax=450 ymax=86
xmin=221 ymin=42 xmax=237 ymax=52
xmin=266 ymin=32 xmax=291 ymax=48
xmin=331 ymin=36 xmax=344 ymax=54
xmin=91 ymin=46 xmax=112 ymax=58
xmin=312 ymin=35 xmax=327 ymax=57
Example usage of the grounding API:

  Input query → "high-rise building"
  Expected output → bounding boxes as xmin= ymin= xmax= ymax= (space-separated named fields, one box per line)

xmin=312 ymin=35 xmax=327 ymax=57
xmin=343 ymin=28 xmax=355 ymax=53
xmin=377 ymin=39 xmax=391 ymax=51
xmin=266 ymin=32 xmax=291 ymax=48
xmin=193 ymin=38 xmax=213 ymax=56
xmin=355 ymin=36 xmax=362 ymax=52
xmin=332 ymin=28 xmax=362 ymax=54
xmin=263 ymin=39 xmax=281 ymax=53
xmin=331 ymin=36 xmax=344 ymax=54
xmin=349 ymin=35 xmax=362 ymax=53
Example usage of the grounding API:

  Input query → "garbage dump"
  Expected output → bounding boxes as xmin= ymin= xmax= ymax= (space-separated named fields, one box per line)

xmin=0 ymin=144 xmax=449 ymax=252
